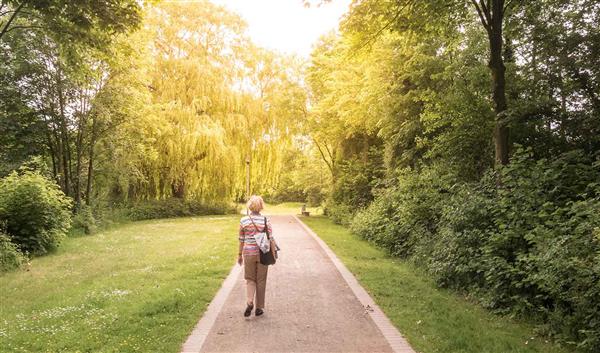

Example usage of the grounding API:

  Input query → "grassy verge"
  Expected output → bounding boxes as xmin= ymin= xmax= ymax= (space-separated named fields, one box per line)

xmin=265 ymin=202 xmax=323 ymax=215
xmin=240 ymin=202 xmax=323 ymax=215
xmin=300 ymin=216 xmax=578 ymax=353
xmin=1 ymin=215 xmax=239 ymax=353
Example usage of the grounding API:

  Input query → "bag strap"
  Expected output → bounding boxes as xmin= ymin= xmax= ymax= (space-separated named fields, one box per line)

xmin=248 ymin=215 xmax=269 ymax=239
xmin=264 ymin=217 xmax=271 ymax=240
xmin=248 ymin=215 xmax=259 ymax=233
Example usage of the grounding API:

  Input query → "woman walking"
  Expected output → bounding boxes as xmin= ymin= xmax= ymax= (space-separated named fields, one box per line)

xmin=237 ymin=195 xmax=277 ymax=317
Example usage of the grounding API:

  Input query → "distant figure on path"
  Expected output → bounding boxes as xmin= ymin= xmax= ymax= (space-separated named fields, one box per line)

xmin=237 ymin=195 xmax=278 ymax=317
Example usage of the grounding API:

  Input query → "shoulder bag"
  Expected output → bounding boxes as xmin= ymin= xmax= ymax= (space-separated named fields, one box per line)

xmin=250 ymin=216 xmax=277 ymax=266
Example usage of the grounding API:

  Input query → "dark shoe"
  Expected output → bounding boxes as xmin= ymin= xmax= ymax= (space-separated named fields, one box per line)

xmin=255 ymin=308 xmax=264 ymax=316
xmin=244 ymin=303 xmax=254 ymax=317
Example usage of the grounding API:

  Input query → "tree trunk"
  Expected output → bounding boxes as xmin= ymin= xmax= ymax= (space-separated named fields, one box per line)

xmin=56 ymin=66 xmax=72 ymax=196
xmin=171 ymin=179 xmax=185 ymax=199
xmin=75 ymin=127 xmax=83 ymax=207
xmin=42 ymin=114 xmax=59 ymax=182
xmin=0 ymin=2 xmax=25 ymax=41
xmin=85 ymin=117 xmax=97 ymax=205
xmin=487 ymin=0 xmax=510 ymax=165
xmin=51 ymin=118 xmax=65 ymax=189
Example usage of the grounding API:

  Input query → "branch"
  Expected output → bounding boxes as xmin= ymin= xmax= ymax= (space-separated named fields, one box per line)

xmin=313 ymin=137 xmax=334 ymax=174
xmin=351 ymin=0 xmax=414 ymax=55
xmin=0 ymin=1 xmax=26 ymax=41
xmin=470 ymin=0 xmax=491 ymax=32
xmin=16 ymin=10 xmax=43 ymax=21
xmin=481 ymin=0 xmax=494 ymax=25
xmin=483 ymin=0 xmax=491 ymax=14
xmin=3 ymin=24 xmax=45 ymax=34
xmin=503 ymin=0 xmax=514 ymax=15
xmin=323 ymin=141 xmax=335 ymax=162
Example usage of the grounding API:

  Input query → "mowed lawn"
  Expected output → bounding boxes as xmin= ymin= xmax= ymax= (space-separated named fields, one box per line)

xmin=0 ymin=216 xmax=239 ymax=353
xmin=238 ymin=202 xmax=324 ymax=216
xmin=301 ymin=216 xmax=579 ymax=353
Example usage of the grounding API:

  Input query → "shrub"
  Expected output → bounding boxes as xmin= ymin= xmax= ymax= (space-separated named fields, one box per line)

xmin=331 ymin=151 xmax=383 ymax=211
xmin=0 ymin=171 xmax=73 ymax=255
xmin=533 ymin=198 xmax=600 ymax=349
xmin=430 ymin=149 xmax=600 ymax=350
xmin=351 ymin=164 xmax=455 ymax=258
xmin=126 ymin=198 xmax=236 ymax=221
xmin=265 ymin=175 xmax=306 ymax=204
xmin=349 ymin=148 xmax=600 ymax=351
xmin=476 ymin=149 xmax=600 ymax=313
xmin=306 ymin=185 xmax=325 ymax=207
xmin=0 ymin=231 xmax=26 ymax=273
xmin=427 ymin=182 xmax=495 ymax=290
xmin=72 ymin=205 xmax=98 ymax=235
xmin=323 ymin=201 xmax=354 ymax=226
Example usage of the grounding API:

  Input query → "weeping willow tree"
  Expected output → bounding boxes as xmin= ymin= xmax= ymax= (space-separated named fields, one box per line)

xmin=110 ymin=1 xmax=308 ymax=203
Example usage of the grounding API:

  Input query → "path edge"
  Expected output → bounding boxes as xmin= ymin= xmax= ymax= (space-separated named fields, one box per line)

xmin=181 ymin=263 xmax=242 ymax=353
xmin=293 ymin=215 xmax=417 ymax=353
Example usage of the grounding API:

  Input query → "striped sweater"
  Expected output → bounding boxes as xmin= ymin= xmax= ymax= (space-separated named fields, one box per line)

xmin=239 ymin=215 xmax=274 ymax=256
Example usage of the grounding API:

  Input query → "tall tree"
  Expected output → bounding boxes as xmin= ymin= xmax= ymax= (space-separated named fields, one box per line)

xmin=470 ymin=0 xmax=510 ymax=165
xmin=0 ymin=0 xmax=142 ymax=45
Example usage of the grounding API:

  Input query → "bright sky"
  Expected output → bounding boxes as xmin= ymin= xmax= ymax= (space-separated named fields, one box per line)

xmin=211 ymin=0 xmax=352 ymax=57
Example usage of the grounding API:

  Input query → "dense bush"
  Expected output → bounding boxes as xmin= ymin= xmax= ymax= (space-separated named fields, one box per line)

xmin=326 ymin=149 xmax=385 ymax=225
xmin=265 ymin=177 xmax=326 ymax=207
xmin=0 ymin=231 xmax=26 ymax=273
xmin=126 ymin=198 xmax=237 ymax=221
xmin=534 ymin=198 xmax=600 ymax=348
xmin=305 ymin=185 xmax=326 ymax=207
xmin=323 ymin=200 xmax=354 ymax=226
xmin=0 ymin=171 xmax=73 ymax=255
xmin=331 ymin=153 xmax=383 ymax=210
xmin=427 ymin=182 xmax=495 ymax=291
xmin=351 ymin=165 xmax=455 ymax=258
xmin=476 ymin=150 xmax=600 ymax=349
xmin=72 ymin=205 xmax=98 ymax=235
xmin=350 ymin=149 xmax=600 ymax=351
xmin=264 ymin=180 xmax=305 ymax=205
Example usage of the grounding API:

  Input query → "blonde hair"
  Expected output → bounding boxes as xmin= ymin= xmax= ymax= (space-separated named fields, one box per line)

xmin=246 ymin=195 xmax=264 ymax=213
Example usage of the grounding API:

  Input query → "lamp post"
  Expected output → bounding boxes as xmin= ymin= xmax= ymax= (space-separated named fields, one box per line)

xmin=245 ymin=155 xmax=251 ymax=199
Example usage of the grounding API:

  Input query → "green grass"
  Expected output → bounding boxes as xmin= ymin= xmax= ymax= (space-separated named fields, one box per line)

xmin=0 ymin=215 xmax=239 ymax=353
xmin=238 ymin=202 xmax=324 ymax=215
xmin=300 ymin=216 xmax=578 ymax=353
xmin=265 ymin=202 xmax=323 ymax=215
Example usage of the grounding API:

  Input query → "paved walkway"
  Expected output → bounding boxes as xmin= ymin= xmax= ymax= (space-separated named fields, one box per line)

xmin=182 ymin=215 xmax=415 ymax=353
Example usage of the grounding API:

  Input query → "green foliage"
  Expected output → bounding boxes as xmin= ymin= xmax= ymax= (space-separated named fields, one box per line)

xmin=309 ymin=2 xmax=600 ymax=349
xmin=325 ymin=146 xmax=385 ymax=224
xmin=534 ymin=199 xmax=600 ymax=348
xmin=426 ymin=182 xmax=494 ymax=291
xmin=2 ymin=1 xmax=310 ymax=213
xmin=125 ymin=199 xmax=237 ymax=221
xmin=72 ymin=205 xmax=98 ymax=235
xmin=474 ymin=149 xmax=600 ymax=350
xmin=323 ymin=201 xmax=354 ymax=226
xmin=0 ymin=231 xmax=26 ymax=273
xmin=265 ymin=180 xmax=306 ymax=204
xmin=331 ymin=155 xmax=381 ymax=208
xmin=304 ymin=215 xmax=578 ymax=353
xmin=267 ymin=147 xmax=331 ymax=206
xmin=0 ymin=0 xmax=143 ymax=47
xmin=0 ymin=171 xmax=73 ymax=255
xmin=351 ymin=149 xmax=600 ymax=351
xmin=351 ymin=164 xmax=455 ymax=258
